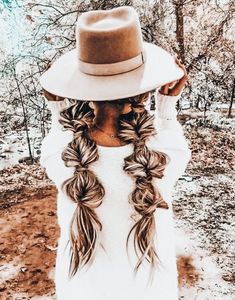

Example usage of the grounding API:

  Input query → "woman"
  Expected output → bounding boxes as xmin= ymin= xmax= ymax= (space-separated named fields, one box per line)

xmin=40 ymin=6 xmax=191 ymax=300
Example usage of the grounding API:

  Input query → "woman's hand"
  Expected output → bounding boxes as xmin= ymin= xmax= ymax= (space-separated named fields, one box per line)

xmin=159 ymin=56 xmax=189 ymax=96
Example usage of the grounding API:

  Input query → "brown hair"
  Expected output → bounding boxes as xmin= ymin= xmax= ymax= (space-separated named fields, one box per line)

xmin=59 ymin=92 xmax=170 ymax=283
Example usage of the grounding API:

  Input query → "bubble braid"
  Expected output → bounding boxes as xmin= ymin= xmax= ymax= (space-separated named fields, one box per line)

xmin=118 ymin=96 xmax=170 ymax=283
xmin=59 ymin=101 xmax=105 ymax=278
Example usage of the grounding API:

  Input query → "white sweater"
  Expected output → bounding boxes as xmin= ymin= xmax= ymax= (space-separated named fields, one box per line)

xmin=40 ymin=90 xmax=191 ymax=300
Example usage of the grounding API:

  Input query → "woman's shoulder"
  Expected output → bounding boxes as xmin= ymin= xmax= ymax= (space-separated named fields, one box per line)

xmin=40 ymin=129 xmax=73 ymax=167
xmin=41 ymin=129 xmax=73 ymax=151
xmin=146 ymin=132 xmax=192 ymax=178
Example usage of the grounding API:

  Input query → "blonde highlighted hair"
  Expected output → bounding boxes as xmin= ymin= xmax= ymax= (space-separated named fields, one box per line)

xmin=59 ymin=91 xmax=170 ymax=283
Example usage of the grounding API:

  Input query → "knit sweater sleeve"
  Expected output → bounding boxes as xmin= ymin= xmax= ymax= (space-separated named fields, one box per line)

xmin=39 ymin=99 xmax=73 ymax=169
xmin=151 ymin=89 xmax=192 ymax=191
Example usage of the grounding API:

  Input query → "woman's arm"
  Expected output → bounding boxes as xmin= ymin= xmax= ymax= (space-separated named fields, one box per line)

xmin=153 ymin=55 xmax=190 ymax=153
xmin=39 ymin=98 xmax=73 ymax=169
xmin=152 ymin=56 xmax=192 ymax=189
xmin=151 ymin=90 xmax=192 ymax=195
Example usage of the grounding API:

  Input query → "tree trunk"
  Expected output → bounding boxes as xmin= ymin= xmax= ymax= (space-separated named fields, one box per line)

xmin=173 ymin=0 xmax=185 ymax=63
xmin=228 ymin=79 xmax=234 ymax=118
xmin=13 ymin=69 xmax=34 ymax=163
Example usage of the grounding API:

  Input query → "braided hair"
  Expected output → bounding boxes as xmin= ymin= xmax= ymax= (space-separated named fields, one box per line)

xmin=58 ymin=92 xmax=170 ymax=281
xmin=59 ymin=101 xmax=105 ymax=278
xmin=118 ymin=94 xmax=170 ymax=283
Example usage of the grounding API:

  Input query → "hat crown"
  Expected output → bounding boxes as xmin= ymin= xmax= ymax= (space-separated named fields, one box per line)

xmin=40 ymin=6 xmax=184 ymax=101
xmin=76 ymin=6 xmax=144 ymax=65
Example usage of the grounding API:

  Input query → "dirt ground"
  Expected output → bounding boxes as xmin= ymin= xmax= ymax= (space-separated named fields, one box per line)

xmin=0 ymin=187 xmax=57 ymax=299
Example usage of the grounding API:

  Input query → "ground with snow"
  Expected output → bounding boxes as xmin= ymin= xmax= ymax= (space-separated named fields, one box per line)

xmin=0 ymin=107 xmax=234 ymax=299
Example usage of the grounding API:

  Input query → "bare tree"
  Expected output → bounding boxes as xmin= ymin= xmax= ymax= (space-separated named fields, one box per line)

xmin=228 ymin=79 xmax=235 ymax=118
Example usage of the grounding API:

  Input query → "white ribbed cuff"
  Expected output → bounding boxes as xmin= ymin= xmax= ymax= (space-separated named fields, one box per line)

xmin=156 ymin=90 xmax=182 ymax=120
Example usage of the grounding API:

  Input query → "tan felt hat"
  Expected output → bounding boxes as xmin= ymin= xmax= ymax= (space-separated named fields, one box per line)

xmin=40 ymin=6 xmax=184 ymax=101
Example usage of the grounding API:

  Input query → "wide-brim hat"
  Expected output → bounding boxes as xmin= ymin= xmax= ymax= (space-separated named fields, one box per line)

xmin=40 ymin=6 xmax=184 ymax=101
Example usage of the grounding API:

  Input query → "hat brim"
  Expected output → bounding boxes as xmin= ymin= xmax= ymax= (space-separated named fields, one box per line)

xmin=40 ymin=42 xmax=184 ymax=101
